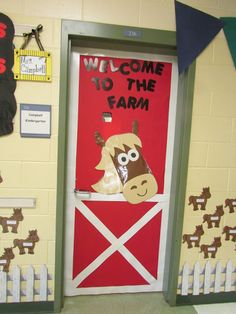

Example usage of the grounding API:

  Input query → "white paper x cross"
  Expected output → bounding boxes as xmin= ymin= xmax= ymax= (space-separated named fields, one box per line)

xmin=72 ymin=199 xmax=163 ymax=289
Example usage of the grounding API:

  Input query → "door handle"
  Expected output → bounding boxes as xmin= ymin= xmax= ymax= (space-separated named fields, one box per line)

xmin=74 ymin=189 xmax=91 ymax=199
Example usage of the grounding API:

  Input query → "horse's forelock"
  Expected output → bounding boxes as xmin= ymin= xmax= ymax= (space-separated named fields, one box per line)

xmin=105 ymin=133 xmax=142 ymax=157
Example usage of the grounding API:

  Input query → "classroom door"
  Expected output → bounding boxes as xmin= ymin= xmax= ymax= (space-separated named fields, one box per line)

xmin=64 ymin=48 xmax=178 ymax=296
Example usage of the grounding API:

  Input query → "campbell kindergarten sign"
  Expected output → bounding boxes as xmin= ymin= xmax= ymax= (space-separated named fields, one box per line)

xmin=20 ymin=104 xmax=51 ymax=138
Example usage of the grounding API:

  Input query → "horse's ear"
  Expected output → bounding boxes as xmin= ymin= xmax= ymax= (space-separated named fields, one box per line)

xmin=132 ymin=120 xmax=138 ymax=135
xmin=95 ymin=132 xmax=105 ymax=147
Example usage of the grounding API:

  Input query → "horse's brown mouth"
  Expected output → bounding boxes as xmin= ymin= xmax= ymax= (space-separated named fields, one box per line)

xmin=137 ymin=189 xmax=147 ymax=197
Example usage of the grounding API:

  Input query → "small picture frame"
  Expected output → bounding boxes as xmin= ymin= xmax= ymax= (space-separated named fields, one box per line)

xmin=14 ymin=49 xmax=52 ymax=82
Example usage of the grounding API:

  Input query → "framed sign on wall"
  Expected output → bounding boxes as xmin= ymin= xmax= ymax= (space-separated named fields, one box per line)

xmin=20 ymin=103 xmax=51 ymax=138
xmin=14 ymin=49 xmax=52 ymax=82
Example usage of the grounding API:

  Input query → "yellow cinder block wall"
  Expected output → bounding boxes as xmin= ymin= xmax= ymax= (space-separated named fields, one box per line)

xmin=179 ymin=1 xmax=236 ymax=294
xmin=1 ymin=0 xmax=236 ymax=300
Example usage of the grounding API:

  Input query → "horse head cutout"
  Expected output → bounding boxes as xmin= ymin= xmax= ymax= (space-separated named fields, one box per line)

xmin=92 ymin=121 xmax=158 ymax=204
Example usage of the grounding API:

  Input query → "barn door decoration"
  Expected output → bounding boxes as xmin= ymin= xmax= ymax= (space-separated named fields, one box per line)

xmin=76 ymin=55 xmax=172 ymax=195
xmin=66 ymin=53 xmax=176 ymax=295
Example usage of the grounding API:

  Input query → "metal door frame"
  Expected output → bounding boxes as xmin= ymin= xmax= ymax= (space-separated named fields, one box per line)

xmin=55 ymin=19 xmax=195 ymax=312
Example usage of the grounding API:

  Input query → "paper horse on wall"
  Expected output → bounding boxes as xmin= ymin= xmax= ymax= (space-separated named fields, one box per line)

xmin=92 ymin=121 xmax=158 ymax=204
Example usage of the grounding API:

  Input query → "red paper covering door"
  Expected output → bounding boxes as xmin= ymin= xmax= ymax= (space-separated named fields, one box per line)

xmin=66 ymin=53 xmax=176 ymax=295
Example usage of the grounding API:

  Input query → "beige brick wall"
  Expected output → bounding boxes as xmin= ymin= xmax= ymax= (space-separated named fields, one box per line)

xmin=1 ymin=0 xmax=236 ymax=298
xmin=179 ymin=1 xmax=236 ymax=279
xmin=0 ymin=10 xmax=60 ymax=301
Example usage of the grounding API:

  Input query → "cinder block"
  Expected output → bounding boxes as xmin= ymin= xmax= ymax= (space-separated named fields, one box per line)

xmin=213 ymin=38 xmax=232 ymax=66
xmin=189 ymin=142 xmax=208 ymax=167
xmin=24 ymin=0 xmax=82 ymax=20
xmin=140 ymin=0 xmax=175 ymax=30
xmin=192 ymin=87 xmax=211 ymax=116
xmin=20 ymin=162 xmax=57 ymax=189
xmin=194 ymin=64 xmax=236 ymax=94
xmin=48 ymin=190 xmax=56 ymax=214
xmin=53 ymin=19 xmax=61 ymax=48
xmin=51 ymin=49 xmax=60 ymax=78
xmin=50 ymin=135 xmax=58 ymax=162
xmin=51 ymin=106 xmax=59 ymax=136
xmin=50 ymin=79 xmax=60 ymax=107
xmin=187 ymin=168 xmax=228 ymax=192
xmin=197 ymin=43 xmax=214 ymax=65
xmin=15 ymin=82 xmax=51 ymax=105
xmin=0 ymin=162 xmax=21 ymax=187
xmin=211 ymin=90 xmax=236 ymax=117
xmin=229 ymin=169 xmax=236 ymax=192
xmin=191 ymin=116 xmax=232 ymax=142
xmin=183 ymin=0 xmax=219 ymax=9
xmin=0 ymin=1 xmax=25 ymax=14
xmin=83 ymin=0 xmax=139 ymax=26
xmin=207 ymin=143 xmax=236 ymax=168
xmin=11 ymin=14 xmax=55 ymax=49
xmin=47 ymin=241 xmax=56 ymax=265
xmin=219 ymin=0 xmax=236 ymax=13
xmin=232 ymin=119 xmax=236 ymax=142
xmin=0 ymin=134 xmax=51 ymax=161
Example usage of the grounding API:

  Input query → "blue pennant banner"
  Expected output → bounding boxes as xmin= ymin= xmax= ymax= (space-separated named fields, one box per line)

xmin=175 ymin=1 xmax=225 ymax=74
xmin=221 ymin=17 xmax=236 ymax=68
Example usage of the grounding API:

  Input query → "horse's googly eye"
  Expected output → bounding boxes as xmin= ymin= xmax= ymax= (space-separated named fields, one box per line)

xmin=117 ymin=153 xmax=129 ymax=166
xmin=128 ymin=149 xmax=139 ymax=162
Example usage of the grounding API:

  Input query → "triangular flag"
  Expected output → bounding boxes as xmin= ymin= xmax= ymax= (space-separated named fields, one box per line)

xmin=175 ymin=1 xmax=225 ymax=74
xmin=221 ymin=17 xmax=236 ymax=68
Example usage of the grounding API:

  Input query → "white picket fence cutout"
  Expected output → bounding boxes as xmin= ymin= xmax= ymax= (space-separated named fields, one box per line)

xmin=0 ymin=265 xmax=52 ymax=303
xmin=178 ymin=260 xmax=236 ymax=295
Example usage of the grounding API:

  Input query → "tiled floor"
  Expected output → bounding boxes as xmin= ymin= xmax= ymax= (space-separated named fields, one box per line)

xmin=60 ymin=293 xmax=196 ymax=314
xmin=60 ymin=293 xmax=236 ymax=314
xmin=194 ymin=303 xmax=236 ymax=314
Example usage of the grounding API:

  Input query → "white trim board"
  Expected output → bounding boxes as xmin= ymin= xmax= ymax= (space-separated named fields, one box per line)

xmin=14 ymin=24 xmax=35 ymax=37
xmin=0 ymin=198 xmax=36 ymax=208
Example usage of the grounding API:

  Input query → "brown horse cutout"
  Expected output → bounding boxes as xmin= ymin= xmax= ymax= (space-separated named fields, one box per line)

xmin=0 ymin=247 xmax=15 ymax=272
xmin=92 ymin=121 xmax=158 ymax=204
xmin=13 ymin=229 xmax=39 ymax=255
xmin=200 ymin=237 xmax=222 ymax=258
xmin=182 ymin=225 xmax=204 ymax=248
xmin=222 ymin=226 xmax=236 ymax=242
xmin=202 ymin=205 xmax=224 ymax=229
xmin=0 ymin=208 xmax=24 ymax=233
xmin=188 ymin=187 xmax=211 ymax=211
xmin=225 ymin=198 xmax=236 ymax=213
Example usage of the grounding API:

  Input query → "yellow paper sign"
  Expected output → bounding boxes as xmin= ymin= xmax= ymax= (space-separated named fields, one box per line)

xmin=14 ymin=49 xmax=52 ymax=82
